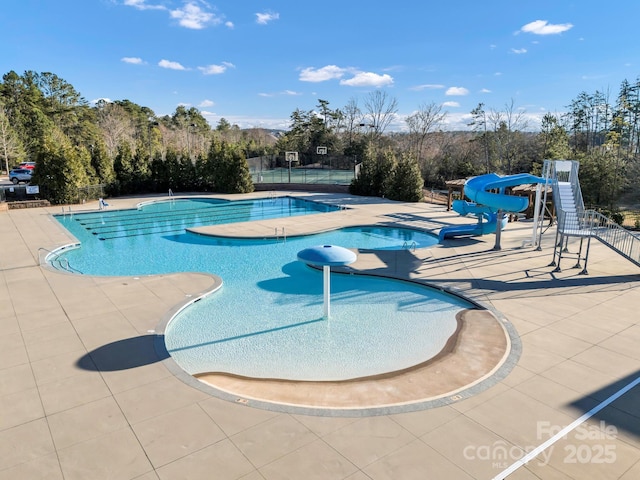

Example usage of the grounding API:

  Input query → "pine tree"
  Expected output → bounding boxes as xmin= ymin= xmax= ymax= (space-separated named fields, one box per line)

xmin=387 ymin=153 xmax=424 ymax=202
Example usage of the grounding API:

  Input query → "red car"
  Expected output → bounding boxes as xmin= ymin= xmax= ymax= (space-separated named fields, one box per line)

xmin=18 ymin=162 xmax=36 ymax=170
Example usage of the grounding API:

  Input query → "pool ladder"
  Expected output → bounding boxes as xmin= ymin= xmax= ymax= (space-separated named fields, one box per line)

xmin=275 ymin=227 xmax=286 ymax=244
xmin=403 ymin=240 xmax=417 ymax=252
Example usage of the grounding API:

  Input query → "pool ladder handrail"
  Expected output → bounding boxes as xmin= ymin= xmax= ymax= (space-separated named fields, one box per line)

xmin=37 ymin=247 xmax=81 ymax=273
xmin=403 ymin=240 xmax=417 ymax=252
xmin=275 ymin=227 xmax=286 ymax=243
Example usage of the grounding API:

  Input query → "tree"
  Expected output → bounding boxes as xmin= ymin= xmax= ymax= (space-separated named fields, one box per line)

xmin=539 ymin=113 xmax=571 ymax=160
xmin=469 ymin=103 xmax=489 ymax=173
xmin=0 ymin=99 xmax=25 ymax=173
xmin=363 ymin=90 xmax=398 ymax=147
xmin=387 ymin=153 xmax=424 ymax=202
xmin=349 ymin=149 xmax=395 ymax=198
xmin=30 ymin=121 xmax=90 ymax=204
xmin=405 ymin=101 xmax=446 ymax=166
xmin=0 ymin=70 xmax=44 ymax=152
xmin=112 ymin=141 xmax=136 ymax=193
xmin=487 ymin=99 xmax=528 ymax=174
xmin=205 ymin=140 xmax=253 ymax=193
xmin=342 ymin=97 xmax=363 ymax=157
xmin=216 ymin=118 xmax=232 ymax=132
xmin=95 ymin=100 xmax=135 ymax=159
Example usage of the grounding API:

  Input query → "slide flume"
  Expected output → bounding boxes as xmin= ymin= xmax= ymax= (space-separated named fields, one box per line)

xmin=439 ymin=173 xmax=545 ymax=241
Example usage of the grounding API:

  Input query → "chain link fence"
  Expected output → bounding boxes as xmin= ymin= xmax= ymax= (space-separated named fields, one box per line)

xmin=247 ymin=155 xmax=357 ymax=185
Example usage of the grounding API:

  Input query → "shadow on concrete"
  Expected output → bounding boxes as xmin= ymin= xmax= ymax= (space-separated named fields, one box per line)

xmin=353 ymin=245 xmax=640 ymax=297
xmin=76 ymin=334 xmax=168 ymax=371
xmin=569 ymin=370 xmax=640 ymax=440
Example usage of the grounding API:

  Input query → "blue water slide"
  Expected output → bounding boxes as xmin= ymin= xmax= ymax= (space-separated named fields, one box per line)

xmin=439 ymin=173 xmax=545 ymax=242
xmin=438 ymin=200 xmax=507 ymax=241
xmin=464 ymin=173 xmax=545 ymax=213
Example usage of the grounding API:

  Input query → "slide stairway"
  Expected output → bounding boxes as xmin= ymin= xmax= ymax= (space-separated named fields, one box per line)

xmin=546 ymin=160 xmax=640 ymax=272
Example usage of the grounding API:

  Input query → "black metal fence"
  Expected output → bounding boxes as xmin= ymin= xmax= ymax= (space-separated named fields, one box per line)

xmin=1 ymin=184 xmax=105 ymax=205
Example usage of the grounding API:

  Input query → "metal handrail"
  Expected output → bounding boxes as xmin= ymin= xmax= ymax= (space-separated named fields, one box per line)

xmin=557 ymin=208 xmax=640 ymax=266
xmin=402 ymin=240 xmax=417 ymax=252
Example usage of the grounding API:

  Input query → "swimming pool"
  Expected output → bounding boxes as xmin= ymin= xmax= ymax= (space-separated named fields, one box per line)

xmin=51 ymin=196 xmax=472 ymax=381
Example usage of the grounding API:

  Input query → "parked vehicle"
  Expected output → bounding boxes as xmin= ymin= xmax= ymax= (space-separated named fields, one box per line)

xmin=9 ymin=168 xmax=33 ymax=184
xmin=18 ymin=162 xmax=36 ymax=170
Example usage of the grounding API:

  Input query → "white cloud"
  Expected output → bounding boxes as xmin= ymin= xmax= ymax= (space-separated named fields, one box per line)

xmin=442 ymin=101 xmax=460 ymax=108
xmin=199 ymin=99 xmax=215 ymax=107
xmin=511 ymin=48 xmax=527 ymax=54
xmin=158 ymin=59 xmax=187 ymax=70
xmin=340 ymin=72 xmax=394 ymax=87
xmin=124 ymin=0 xmax=165 ymax=11
xmin=409 ymin=84 xmax=445 ymax=91
xmin=445 ymin=86 xmax=469 ymax=96
xmin=170 ymin=1 xmax=222 ymax=29
xmin=225 ymin=21 xmax=234 ymax=28
xmin=520 ymin=20 xmax=573 ymax=35
xmin=299 ymin=65 xmax=346 ymax=82
xmin=121 ymin=57 xmax=144 ymax=64
xmin=198 ymin=62 xmax=235 ymax=75
xmin=480 ymin=88 xmax=491 ymax=93
xmin=256 ymin=11 xmax=279 ymax=25
xmin=258 ymin=90 xmax=302 ymax=97
xmin=124 ymin=0 xmax=226 ymax=29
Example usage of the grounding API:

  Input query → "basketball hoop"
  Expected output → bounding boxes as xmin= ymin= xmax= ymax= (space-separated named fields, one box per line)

xmin=285 ymin=151 xmax=298 ymax=164
xmin=285 ymin=152 xmax=298 ymax=183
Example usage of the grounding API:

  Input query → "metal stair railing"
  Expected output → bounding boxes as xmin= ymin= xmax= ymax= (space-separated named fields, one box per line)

xmin=582 ymin=210 xmax=640 ymax=267
xmin=546 ymin=159 xmax=640 ymax=271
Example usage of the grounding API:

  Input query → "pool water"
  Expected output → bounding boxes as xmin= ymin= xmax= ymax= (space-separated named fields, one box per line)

xmin=52 ymin=196 xmax=471 ymax=381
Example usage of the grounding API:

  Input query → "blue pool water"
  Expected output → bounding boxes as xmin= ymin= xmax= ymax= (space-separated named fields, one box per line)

xmin=52 ymin=196 xmax=471 ymax=381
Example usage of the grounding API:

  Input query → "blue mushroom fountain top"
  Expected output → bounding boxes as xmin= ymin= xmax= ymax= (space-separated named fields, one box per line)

xmin=297 ymin=245 xmax=357 ymax=267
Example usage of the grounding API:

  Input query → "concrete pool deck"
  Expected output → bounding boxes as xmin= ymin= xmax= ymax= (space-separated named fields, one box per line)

xmin=1 ymin=191 xmax=640 ymax=479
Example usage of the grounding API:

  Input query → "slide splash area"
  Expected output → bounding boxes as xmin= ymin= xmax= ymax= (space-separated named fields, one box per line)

xmin=439 ymin=173 xmax=545 ymax=242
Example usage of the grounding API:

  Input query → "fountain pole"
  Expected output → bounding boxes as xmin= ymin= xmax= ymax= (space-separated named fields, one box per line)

xmin=323 ymin=265 xmax=330 ymax=318
xmin=297 ymin=245 xmax=357 ymax=320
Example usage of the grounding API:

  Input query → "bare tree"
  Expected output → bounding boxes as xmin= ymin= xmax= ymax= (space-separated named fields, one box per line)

xmin=363 ymin=90 xmax=398 ymax=138
xmin=0 ymin=101 xmax=25 ymax=173
xmin=342 ymin=97 xmax=362 ymax=149
xmin=487 ymin=99 xmax=528 ymax=174
xmin=95 ymin=100 xmax=134 ymax=159
xmin=405 ymin=101 xmax=447 ymax=164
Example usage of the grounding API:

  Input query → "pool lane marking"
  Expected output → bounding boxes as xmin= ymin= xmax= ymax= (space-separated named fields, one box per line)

xmin=492 ymin=374 xmax=640 ymax=480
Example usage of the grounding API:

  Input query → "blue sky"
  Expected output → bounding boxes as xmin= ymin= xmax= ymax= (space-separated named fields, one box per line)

xmin=3 ymin=1 xmax=640 ymax=131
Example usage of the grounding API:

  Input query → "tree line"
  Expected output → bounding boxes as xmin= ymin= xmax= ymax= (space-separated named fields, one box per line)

xmin=2 ymin=69 xmax=640 ymax=209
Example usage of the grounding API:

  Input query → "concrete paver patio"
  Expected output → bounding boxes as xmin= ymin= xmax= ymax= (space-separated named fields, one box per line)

xmin=0 ymin=191 xmax=639 ymax=479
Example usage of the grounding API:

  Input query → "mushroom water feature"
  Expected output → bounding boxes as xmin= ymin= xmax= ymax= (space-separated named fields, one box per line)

xmin=297 ymin=245 xmax=357 ymax=319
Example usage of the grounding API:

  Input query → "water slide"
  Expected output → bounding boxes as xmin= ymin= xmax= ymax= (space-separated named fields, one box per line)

xmin=439 ymin=173 xmax=545 ymax=241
